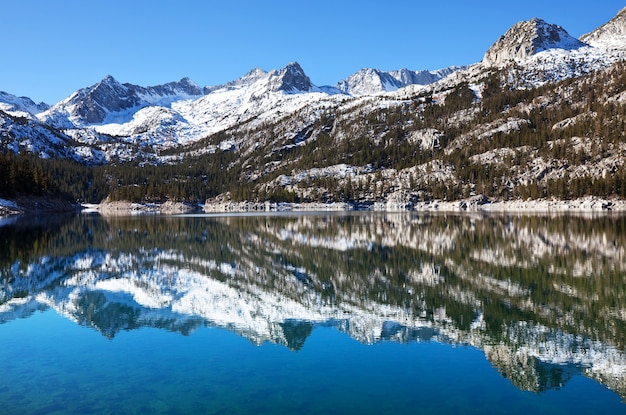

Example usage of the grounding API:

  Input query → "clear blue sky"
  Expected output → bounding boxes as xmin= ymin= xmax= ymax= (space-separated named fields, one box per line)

xmin=2 ymin=1 xmax=623 ymax=104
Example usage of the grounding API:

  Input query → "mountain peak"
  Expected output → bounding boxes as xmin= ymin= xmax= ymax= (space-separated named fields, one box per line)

xmin=336 ymin=66 xmax=462 ymax=96
xmin=41 ymin=75 xmax=205 ymax=127
xmin=268 ymin=62 xmax=314 ymax=93
xmin=0 ymin=91 xmax=49 ymax=116
xmin=483 ymin=18 xmax=587 ymax=67
xmin=204 ymin=68 xmax=269 ymax=94
xmin=61 ymin=75 xmax=139 ymax=124
xmin=178 ymin=77 xmax=197 ymax=86
xmin=99 ymin=75 xmax=120 ymax=85
xmin=581 ymin=7 xmax=626 ymax=50
xmin=284 ymin=61 xmax=305 ymax=73
xmin=147 ymin=77 xmax=204 ymax=97
xmin=245 ymin=67 xmax=268 ymax=79
xmin=336 ymin=68 xmax=403 ymax=95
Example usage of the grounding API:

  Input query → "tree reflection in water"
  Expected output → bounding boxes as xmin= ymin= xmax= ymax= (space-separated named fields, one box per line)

xmin=1 ymin=212 xmax=626 ymax=396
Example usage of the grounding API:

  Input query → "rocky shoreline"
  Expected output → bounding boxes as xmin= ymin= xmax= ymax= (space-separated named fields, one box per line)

xmin=91 ymin=199 xmax=201 ymax=216
xmin=202 ymin=201 xmax=354 ymax=213
xmin=2 ymin=195 xmax=626 ymax=219
xmin=202 ymin=195 xmax=626 ymax=214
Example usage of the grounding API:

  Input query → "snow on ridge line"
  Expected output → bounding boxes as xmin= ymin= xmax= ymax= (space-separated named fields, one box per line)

xmin=7 ymin=10 xmax=626 ymax=161
xmin=33 ymin=60 xmax=456 ymax=140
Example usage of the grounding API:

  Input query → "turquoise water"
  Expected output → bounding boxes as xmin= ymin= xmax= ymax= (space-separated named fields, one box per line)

xmin=1 ymin=309 xmax=623 ymax=415
xmin=1 ymin=213 xmax=626 ymax=414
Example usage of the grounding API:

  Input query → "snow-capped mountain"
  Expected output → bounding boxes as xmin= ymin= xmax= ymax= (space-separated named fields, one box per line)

xmin=129 ymin=62 xmax=345 ymax=146
xmin=19 ymin=61 xmax=459 ymax=157
xmin=336 ymin=68 xmax=405 ymax=95
xmin=0 ymin=91 xmax=49 ymax=118
xmin=336 ymin=67 xmax=461 ymax=95
xmin=265 ymin=61 xmax=316 ymax=93
xmin=38 ymin=75 xmax=205 ymax=128
xmin=0 ymin=109 xmax=105 ymax=162
xmin=40 ymin=62 xmax=344 ymax=147
xmin=204 ymin=67 xmax=269 ymax=93
xmin=482 ymin=18 xmax=588 ymax=67
xmin=581 ymin=6 xmax=626 ymax=50
xmin=2 ymin=8 xmax=626 ymax=169
xmin=390 ymin=67 xmax=462 ymax=86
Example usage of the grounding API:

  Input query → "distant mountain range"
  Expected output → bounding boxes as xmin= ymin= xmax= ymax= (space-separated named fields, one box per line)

xmin=335 ymin=66 xmax=463 ymax=95
xmin=0 ymin=8 xmax=623 ymax=159
xmin=2 ymin=7 xmax=626 ymax=207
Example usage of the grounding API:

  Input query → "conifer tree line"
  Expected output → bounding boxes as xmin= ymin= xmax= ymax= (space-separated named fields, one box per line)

xmin=0 ymin=152 xmax=56 ymax=197
xmin=2 ymin=61 xmax=626 ymax=204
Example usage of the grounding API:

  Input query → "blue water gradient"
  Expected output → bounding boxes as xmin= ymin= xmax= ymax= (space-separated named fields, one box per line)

xmin=1 ymin=309 xmax=623 ymax=415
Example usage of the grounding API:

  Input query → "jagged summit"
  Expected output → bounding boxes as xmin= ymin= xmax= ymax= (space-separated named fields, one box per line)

xmin=483 ymin=18 xmax=588 ymax=67
xmin=140 ymin=77 xmax=205 ymax=101
xmin=39 ymin=76 xmax=141 ymax=126
xmin=267 ymin=62 xmax=314 ymax=93
xmin=39 ymin=75 xmax=206 ymax=127
xmin=336 ymin=66 xmax=461 ymax=95
xmin=70 ymin=75 xmax=142 ymax=124
xmin=389 ymin=67 xmax=461 ymax=86
xmin=100 ymin=74 xmax=116 ymax=83
xmin=581 ymin=7 xmax=626 ymax=50
xmin=336 ymin=68 xmax=404 ymax=95
xmin=0 ymin=91 xmax=49 ymax=116
xmin=204 ymin=63 xmax=314 ymax=95
xmin=204 ymin=68 xmax=269 ymax=93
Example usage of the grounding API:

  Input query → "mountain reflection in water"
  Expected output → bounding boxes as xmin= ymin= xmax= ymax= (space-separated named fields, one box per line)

xmin=1 ymin=212 xmax=626 ymax=398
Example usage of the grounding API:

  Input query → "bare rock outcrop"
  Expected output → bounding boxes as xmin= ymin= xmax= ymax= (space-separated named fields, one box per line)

xmin=483 ymin=18 xmax=587 ymax=67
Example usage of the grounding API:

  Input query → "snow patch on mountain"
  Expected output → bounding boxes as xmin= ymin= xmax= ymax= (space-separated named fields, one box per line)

xmin=504 ymin=45 xmax=624 ymax=87
xmin=95 ymin=106 xmax=186 ymax=137
xmin=171 ymin=63 xmax=345 ymax=139
xmin=0 ymin=110 xmax=89 ymax=160
xmin=204 ymin=68 xmax=268 ymax=94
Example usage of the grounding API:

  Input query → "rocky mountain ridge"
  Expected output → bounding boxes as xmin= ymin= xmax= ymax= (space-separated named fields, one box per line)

xmin=38 ymin=75 xmax=206 ymax=127
xmin=1 ymin=9 xmax=624 ymax=160
xmin=335 ymin=67 xmax=462 ymax=95
xmin=0 ymin=91 xmax=48 ymax=117
xmin=24 ymin=62 xmax=461 ymax=142
xmin=3 ymin=8 xmax=626 ymax=206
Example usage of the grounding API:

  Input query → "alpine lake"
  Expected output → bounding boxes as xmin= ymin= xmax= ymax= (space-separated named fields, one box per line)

xmin=1 ymin=211 xmax=626 ymax=414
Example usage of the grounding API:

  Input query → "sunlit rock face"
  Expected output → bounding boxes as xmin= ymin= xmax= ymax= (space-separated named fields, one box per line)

xmin=1 ymin=213 xmax=626 ymax=397
xmin=483 ymin=18 xmax=587 ymax=67
xmin=581 ymin=7 xmax=626 ymax=50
